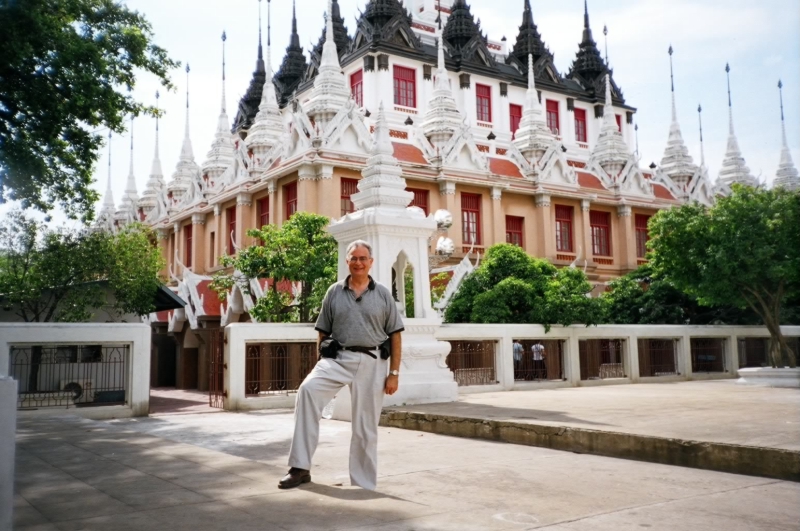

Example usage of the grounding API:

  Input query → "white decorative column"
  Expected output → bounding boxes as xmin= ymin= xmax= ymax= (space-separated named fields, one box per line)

xmin=328 ymin=103 xmax=458 ymax=408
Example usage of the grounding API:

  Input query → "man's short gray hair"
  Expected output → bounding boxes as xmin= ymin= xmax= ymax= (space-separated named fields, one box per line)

xmin=346 ymin=240 xmax=373 ymax=259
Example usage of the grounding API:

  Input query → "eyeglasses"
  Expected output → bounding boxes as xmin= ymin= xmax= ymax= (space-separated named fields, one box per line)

xmin=347 ymin=256 xmax=371 ymax=263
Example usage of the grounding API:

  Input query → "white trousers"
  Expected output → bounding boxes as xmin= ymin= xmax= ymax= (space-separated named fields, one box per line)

xmin=288 ymin=349 xmax=387 ymax=490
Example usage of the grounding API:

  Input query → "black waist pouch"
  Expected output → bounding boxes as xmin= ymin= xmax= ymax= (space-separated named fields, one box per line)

xmin=379 ymin=337 xmax=391 ymax=360
xmin=319 ymin=337 xmax=342 ymax=359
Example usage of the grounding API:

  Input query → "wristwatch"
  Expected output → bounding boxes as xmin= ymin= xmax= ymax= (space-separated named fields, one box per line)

xmin=389 ymin=369 xmax=400 ymax=376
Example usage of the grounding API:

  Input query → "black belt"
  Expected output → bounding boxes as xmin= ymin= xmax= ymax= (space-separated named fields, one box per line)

xmin=346 ymin=346 xmax=380 ymax=359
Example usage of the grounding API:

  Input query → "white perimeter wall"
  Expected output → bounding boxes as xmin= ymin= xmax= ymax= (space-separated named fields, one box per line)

xmin=0 ymin=323 xmax=151 ymax=418
xmin=223 ymin=322 xmax=800 ymax=409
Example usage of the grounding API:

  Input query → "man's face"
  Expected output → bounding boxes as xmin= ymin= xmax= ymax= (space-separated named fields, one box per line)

xmin=347 ymin=245 xmax=373 ymax=278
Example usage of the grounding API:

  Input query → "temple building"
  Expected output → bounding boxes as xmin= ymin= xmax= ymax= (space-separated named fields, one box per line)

xmin=91 ymin=0 xmax=793 ymax=388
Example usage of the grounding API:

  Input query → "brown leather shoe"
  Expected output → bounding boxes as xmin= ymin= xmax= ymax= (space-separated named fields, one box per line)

xmin=278 ymin=467 xmax=311 ymax=489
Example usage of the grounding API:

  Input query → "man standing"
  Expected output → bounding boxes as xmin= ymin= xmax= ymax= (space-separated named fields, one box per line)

xmin=279 ymin=240 xmax=404 ymax=491
xmin=532 ymin=341 xmax=547 ymax=381
xmin=512 ymin=340 xmax=524 ymax=380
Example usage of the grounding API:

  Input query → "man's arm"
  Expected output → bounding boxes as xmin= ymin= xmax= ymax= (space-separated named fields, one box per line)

xmin=317 ymin=331 xmax=326 ymax=353
xmin=384 ymin=331 xmax=401 ymax=395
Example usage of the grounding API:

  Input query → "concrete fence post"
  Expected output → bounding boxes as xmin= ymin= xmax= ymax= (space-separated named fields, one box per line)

xmin=0 ymin=376 xmax=17 ymax=531
xmin=628 ymin=335 xmax=640 ymax=383
xmin=727 ymin=334 xmax=740 ymax=377
xmin=681 ymin=334 xmax=694 ymax=380
xmin=566 ymin=332 xmax=582 ymax=385
xmin=225 ymin=326 xmax=245 ymax=410
xmin=498 ymin=334 xmax=515 ymax=389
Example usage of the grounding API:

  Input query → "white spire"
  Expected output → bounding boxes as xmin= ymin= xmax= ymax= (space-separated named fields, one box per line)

xmin=203 ymin=31 xmax=236 ymax=182
xmin=589 ymin=74 xmax=630 ymax=177
xmin=96 ymin=131 xmax=116 ymax=230
xmin=245 ymin=3 xmax=283 ymax=160
xmin=168 ymin=63 xmax=201 ymax=206
xmin=421 ymin=28 xmax=463 ymax=146
xmin=698 ymin=104 xmax=706 ymax=167
xmin=717 ymin=63 xmax=757 ymax=188
xmin=512 ymin=53 xmax=554 ymax=160
xmin=115 ymin=117 xmax=139 ymax=224
xmin=659 ymin=46 xmax=698 ymax=191
xmin=774 ymin=79 xmax=799 ymax=191
xmin=350 ymin=102 xmax=413 ymax=212
xmin=305 ymin=0 xmax=350 ymax=126
xmin=138 ymin=91 xmax=166 ymax=219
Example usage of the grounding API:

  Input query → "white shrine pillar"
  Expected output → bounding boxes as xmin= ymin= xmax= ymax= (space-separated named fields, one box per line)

xmin=328 ymin=103 xmax=458 ymax=410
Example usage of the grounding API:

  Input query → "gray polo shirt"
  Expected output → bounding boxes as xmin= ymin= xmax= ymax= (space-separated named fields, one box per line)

xmin=315 ymin=275 xmax=404 ymax=348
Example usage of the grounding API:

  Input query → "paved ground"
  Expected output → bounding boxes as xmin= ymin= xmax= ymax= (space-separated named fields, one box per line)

xmin=391 ymin=381 xmax=800 ymax=451
xmin=13 ymin=398 xmax=800 ymax=530
xmin=149 ymin=388 xmax=220 ymax=417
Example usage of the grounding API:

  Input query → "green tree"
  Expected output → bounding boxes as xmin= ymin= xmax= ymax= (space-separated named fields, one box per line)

xmin=0 ymin=210 xmax=165 ymax=392
xmin=0 ymin=0 xmax=178 ymax=220
xmin=444 ymin=243 xmax=603 ymax=330
xmin=0 ymin=210 xmax=164 ymax=322
xmin=601 ymin=263 xmax=760 ymax=325
xmin=648 ymin=185 xmax=799 ymax=367
xmin=211 ymin=213 xmax=338 ymax=323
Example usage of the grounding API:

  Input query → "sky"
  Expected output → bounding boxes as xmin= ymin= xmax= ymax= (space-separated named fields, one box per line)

xmin=5 ymin=0 xmax=800 ymax=226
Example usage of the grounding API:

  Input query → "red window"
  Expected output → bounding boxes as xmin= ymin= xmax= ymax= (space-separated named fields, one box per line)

xmin=350 ymin=70 xmax=363 ymax=107
xmin=226 ymin=206 xmax=236 ymax=255
xmin=615 ymin=114 xmax=622 ymax=133
xmin=184 ymin=225 xmax=192 ymax=268
xmin=341 ymin=178 xmax=359 ymax=216
xmin=635 ymin=214 xmax=651 ymax=258
xmin=284 ymin=182 xmax=297 ymax=220
xmin=505 ymin=216 xmax=524 ymax=247
xmin=476 ymin=84 xmax=492 ymax=122
xmin=461 ymin=193 xmax=482 ymax=246
xmin=555 ymin=205 xmax=574 ymax=252
xmin=590 ymin=210 xmax=611 ymax=257
xmin=393 ymin=66 xmax=416 ymax=108
xmin=574 ymin=108 xmax=587 ymax=143
xmin=510 ymin=103 xmax=522 ymax=135
xmin=546 ymin=99 xmax=560 ymax=135
xmin=408 ymin=188 xmax=429 ymax=215
xmin=258 ymin=197 xmax=269 ymax=228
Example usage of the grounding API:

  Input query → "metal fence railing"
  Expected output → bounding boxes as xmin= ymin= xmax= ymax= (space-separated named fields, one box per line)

xmin=579 ymin=339 xmax=625 ymax=380
xmin=244 ymin=342 xmax=316 ymax=396
xmin=10 ymin=345 xmax=128 ymax=410
xmin=515 ymin=340 xmax=564 ymax=381
xmin=638 ymin=338 xmax=679 ymax=377
xmin=446 ymin=340 xmax=497 ymax=386
xmin=738 ymin=338 xmax=768 ymax=368
xmin=691 ymin=338 xmax=726 ymax=373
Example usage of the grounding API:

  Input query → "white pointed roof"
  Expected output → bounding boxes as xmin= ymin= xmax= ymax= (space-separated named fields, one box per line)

xmin=138 ymin=118 xmax=166 ymax=217
xmin=350 ymin=102 xmax=413 ymax=212
xmin=659 ymin=64 xmax=698 ymax=186
xmin=512 ymin=54 xmax=554 ymax=159
xmin=773 ymin=84 xmax=799 ymax=191
xmin=717 ymin=107 xmax=757 ymax=187
xmin=167 ymin=88 xmax=201 ymax=202
xmin=421 ymin=28 xmax=463 ymax=146
xmin=305 ymin=0 xmax=350 ymax=125
xmin=203 ymin=53 xmax=235 ymax=178
xmin=244 ymin=26 xmax=283 ymax=158
xmin=115 ymin=128 xmax=139 ymax=223
xmin=95 ymin=138 xmax=116 ymax=231
xmin=589 ymin=74 xmax=630 ymax=173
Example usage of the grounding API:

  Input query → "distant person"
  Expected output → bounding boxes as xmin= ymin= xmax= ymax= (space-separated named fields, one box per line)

xmin=532 ymin=341 xmax=546 ymax=380
xmin=513 ymin=340 xmax=524 ymax=380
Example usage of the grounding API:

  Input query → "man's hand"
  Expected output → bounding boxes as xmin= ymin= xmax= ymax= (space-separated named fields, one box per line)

xmin=384 ymin=375 xmax=399 ymax=395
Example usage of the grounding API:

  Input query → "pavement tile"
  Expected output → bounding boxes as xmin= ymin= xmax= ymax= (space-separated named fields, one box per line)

xmin=140 ymin=500 xmax=285 ymax=531
xmin=110 ymin=487 xmax=211 ymax=509
xmin=13 ymin=506 xmax=50 ymax=528
xmin=33 ymin=493 xmax=135 ymax=522
xmin=52 ymin=512 xmax=165 ymax=531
